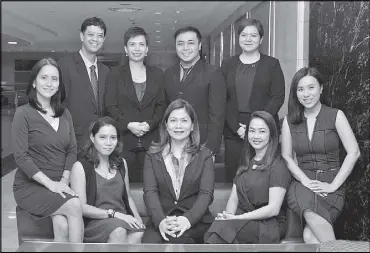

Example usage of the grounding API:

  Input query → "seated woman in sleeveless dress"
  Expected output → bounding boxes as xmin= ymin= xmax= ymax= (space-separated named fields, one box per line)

xmin=11 ymin=58 xmax=83 ymax=242
xmin=142 ymin=99 xmax=215 ymax=244
xmin=204 ymin=111 xmax=291 ymax=244
xmin=70 ymin=116 xmax=145 ymax=243
xmin=281 ymin=67 xmax=360 ymax=243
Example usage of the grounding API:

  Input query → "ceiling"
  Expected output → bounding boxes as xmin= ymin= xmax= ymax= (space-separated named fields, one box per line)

xmin=1 ymin=1 xmax=256 ymax=54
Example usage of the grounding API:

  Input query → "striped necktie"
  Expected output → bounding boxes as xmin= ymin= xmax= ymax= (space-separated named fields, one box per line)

xmin=89 ymin=65 xmax=99 ymax=102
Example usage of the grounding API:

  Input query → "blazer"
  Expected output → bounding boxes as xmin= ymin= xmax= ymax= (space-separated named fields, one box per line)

xmin=104 ymin=64 xmax=166 ymax=151
xmin=79 ymin=157 xmax=134 ymax=225
xmin=163 ymin=60 xmax=226 ymax=153
xmin=143 ymin=147 xmax=215 ymax=229
xmin=58 ymin=52 xmax=110 ymax=146
xmin=221 ymin=54 xmax=285 ymax=139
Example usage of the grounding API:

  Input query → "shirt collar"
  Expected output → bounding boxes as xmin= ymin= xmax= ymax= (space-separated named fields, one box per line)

xmin=180 ymin=55 xmax=200 ymax=70
xmin=79 ymin=49 xmax=97 ymax=70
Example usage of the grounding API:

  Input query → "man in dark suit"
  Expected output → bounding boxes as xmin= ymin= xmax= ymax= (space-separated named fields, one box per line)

xmin=58 ymin=17 xmax=110 ymax=150
xmin=163 ymin=26 xmax=226 ymax=157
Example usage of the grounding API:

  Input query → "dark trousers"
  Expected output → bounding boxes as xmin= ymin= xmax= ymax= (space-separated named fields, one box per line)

xmin=142 ymin=221 xmax=211 ymax=244
xmin=122 ymin=149 xmax=147 ymax=183
xmin=224 ymin=137 xmax=245 ymax=182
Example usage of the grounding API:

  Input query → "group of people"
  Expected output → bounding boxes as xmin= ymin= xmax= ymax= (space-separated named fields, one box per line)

xmin=11 ymin=16 xmax=360 ymax=245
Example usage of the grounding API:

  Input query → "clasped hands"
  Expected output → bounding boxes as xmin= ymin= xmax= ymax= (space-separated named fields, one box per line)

xmin=128 ymin=122 xmax=150 ymax=137
xmin=237 ymin=123 xmax=246 ymax=139
xmin=302 ymin=179 xmax=336 ymax=197
xmin=159 ymin=216 xmax=191 ymax=241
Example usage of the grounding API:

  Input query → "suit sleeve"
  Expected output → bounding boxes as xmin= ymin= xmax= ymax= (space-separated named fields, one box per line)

xmin=143 ymin=154 xmax=166 ymax=228
xmin=183 ymin=151 xmax=215 ymax=226
xmin=207 ymin=67 xmax=227 ymax=153
xmin=104 ymin=71 xmax=130 ymax=133
xmin=63 ymin=109 xmax=77 ymax=171
xmin=146 ymin=71 xmax=166 ymax=131
xmin=264 ymin=60 xmax=285 ymax=116
xmin=11 ymin=107 xmax=40 ymax=178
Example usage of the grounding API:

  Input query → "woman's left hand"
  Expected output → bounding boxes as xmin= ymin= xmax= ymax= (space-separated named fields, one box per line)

xmin=215 ymin=211 xmax=236 ymax=220
xmin=171 ymin=216 xmax=191 ymax=237
xmin=308 ymin=180 xmax=335 ymax=195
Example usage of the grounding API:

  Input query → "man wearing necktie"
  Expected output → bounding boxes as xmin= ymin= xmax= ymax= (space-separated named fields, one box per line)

xmin=58 ymin=17 xmax=110 ymax=151
xmin=163 ymin=26 xmax=227 ymax=158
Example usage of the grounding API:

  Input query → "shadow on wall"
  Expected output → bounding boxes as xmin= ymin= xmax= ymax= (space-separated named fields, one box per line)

xmin=309 ymin=1 xmax=369 ymax=241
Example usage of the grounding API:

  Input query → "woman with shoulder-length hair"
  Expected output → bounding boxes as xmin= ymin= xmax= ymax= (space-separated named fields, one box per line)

xmin=281 ymin=67 xmax=360 ymax=243
xmin=204 ymin=111 xmax=291 ymax=244
xmin=11 ymin=58 xmax=83 ymax=242
xmin=70 ymin=116 xmax=145 ymax=243
xmin=104 ymin=26 xmax=166 ymax=183
xmin=142 ymin=98 xmax=215 ymax=244
xmin=221 ymin=18 xmax=285 ymax=182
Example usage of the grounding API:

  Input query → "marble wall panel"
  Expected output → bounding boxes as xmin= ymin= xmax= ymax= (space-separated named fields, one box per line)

xmin=309 ymin=1 xmax=369 ymax=241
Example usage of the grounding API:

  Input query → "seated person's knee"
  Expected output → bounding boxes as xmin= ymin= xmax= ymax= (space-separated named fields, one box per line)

xmin=108 ymin=227 xmax=127 ymax=243
xmin=127 ymin=231 xmax=144 ymax=244
xmin=64 ymin=197 xmax=82 ymax=216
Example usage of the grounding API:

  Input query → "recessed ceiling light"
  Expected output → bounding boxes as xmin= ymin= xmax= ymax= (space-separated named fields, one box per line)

xmin=172 ymin=27 xmax=176 ymax=30
xmin=8 ymin=41 xmax=18 ymax=45
xmin=173 ymin=20 xmax=178 ymax=24
xmin=156 ymin=40 xmax=162 ymax=43
xmin=155 ymin=30 xmax=161 ymax=33
xmin=176 ymin=10 xmax=181 ymax=14
xmin=154 ymin=22 xmax=161 ymax=25
xmin=154 ymin=12 xmax=162 ymax=15
xmin=109 ymin=7 xmax=141 ymax=12
xmin=51 ymin=50 xmax=55 ymax=52
xmin=156 ymin=36 xmax=161 ymax=38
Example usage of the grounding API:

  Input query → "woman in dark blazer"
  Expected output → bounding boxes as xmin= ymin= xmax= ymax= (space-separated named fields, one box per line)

xmin=221 ymin=18 xmax=285 ymax=182
xmin=104 ymin=26 xmax=166 ymax=183
xmin=142 ymin=99 xmax=215 ymax=244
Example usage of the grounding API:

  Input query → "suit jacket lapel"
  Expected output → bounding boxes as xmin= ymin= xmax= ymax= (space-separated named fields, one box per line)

xmin=182 ymin=60 xmax=202 ymax=88
xmin=120 ymin=64 xmax=141 ymax=107
xmin=97 ymin=62 xmax=107 ymax=112
xmin=158 ymin=154 xmax=177 ymax=199
xmin=74 ymin=52 xmax=99 ymax=111
xmin=140 ymin=66 xmax=156 ymax=107
xmin=179 ymin=153 xmax=198 ymax=199
xmin=172 ymin=64 xmax=182 ymax=90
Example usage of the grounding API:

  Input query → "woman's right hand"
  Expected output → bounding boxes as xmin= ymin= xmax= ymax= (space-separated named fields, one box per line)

xmin=158 ymin=216 xmax=177 ymax=241
xmin=47 ymin=181 xmax=77 ymax=198
xmin=114 ymin=212 xmax=144 ymax=229
xmin=301 ymin=178 xmax=327 ymax=197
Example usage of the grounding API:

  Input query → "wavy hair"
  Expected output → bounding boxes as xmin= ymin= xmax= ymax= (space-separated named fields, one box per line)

xmin=80 ymin=116 xmax=123 ymax=172
xmin=26 ymin=58 xmax=65 ymax=117
xmin=236 ymin=111 xmax=279 ymax=178
xmin=148 ymin=99 xmax=201 ymax=156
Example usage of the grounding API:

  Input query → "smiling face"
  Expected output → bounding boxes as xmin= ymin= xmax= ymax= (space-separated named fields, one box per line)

xmin=166 ymin=107 xmax=194 ymax=142
xmin=175 ymin=31 xmax=201 ymax=64
xmin=248 ymin=117 xmax=270 ymax=153
xmin=33 ymin=65 xmax=59 ymax=101
xmin=91 ymin=124 xmax=118 ymax=157
xmin=239 ymin=25 xmax=263 ymax=53
xmin=80 ymin=25 xmax=105 ymax=54
xmin=296 ymin=75 xmax=323 ymax=109
xmin=124 ymin=35 xmax=148 ymax=62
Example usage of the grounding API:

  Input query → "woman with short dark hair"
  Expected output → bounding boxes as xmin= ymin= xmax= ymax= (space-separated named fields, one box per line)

xmin=281 ymin=67 xmax=360 ymax=243
xmin=204 ymin=111 xmax=291 ymax=244
xmin=12 ymin=58 xmax=83 ymax=242
xmin=142 ymin=99 xmax=215 ymax=244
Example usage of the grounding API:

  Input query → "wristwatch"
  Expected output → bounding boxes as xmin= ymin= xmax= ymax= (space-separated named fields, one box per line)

xmin=107 ymin=209 xmax=115 ymax=218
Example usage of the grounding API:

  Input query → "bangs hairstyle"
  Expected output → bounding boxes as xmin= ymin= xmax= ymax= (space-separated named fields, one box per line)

xmin=80 ymin=116 xmax=123 ymax=172
xmin=288 ymin=67 xmax=324 ymax=124
xmin=174 ymin=26 xmax=202 ymax=43
xmin=81 ymin=16 xmax=107 ymax=36
xmin=148 ymin=99 xmax=201 ymax=156
xmin=235 ymin=111 xmax=279 ymax=178
xmin=26 ymin=58 xmax=65 ymax=117
xmin=237 ymin=18 xmax=264 ymax=37
xmin=124 ymin=26 xmax=149 ymax=46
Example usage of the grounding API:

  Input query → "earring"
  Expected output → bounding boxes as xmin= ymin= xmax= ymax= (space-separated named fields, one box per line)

xmin=125 ymin=53 xmax=128 ymax=56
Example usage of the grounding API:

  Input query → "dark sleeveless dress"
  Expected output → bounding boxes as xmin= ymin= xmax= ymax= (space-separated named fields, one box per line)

xmin=287 ymin=104 xmax=345 ymax=226
xmin=204 ymin=157 xmax=291 ymax=244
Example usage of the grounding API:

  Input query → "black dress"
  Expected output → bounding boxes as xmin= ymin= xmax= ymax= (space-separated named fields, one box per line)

xmin=204 ymin=157 xmax=291 ymax=244
xmin=286 ymin=105 xmax=345 ymax=226
xmin=12 ymin=104 xmax=77 ymax=219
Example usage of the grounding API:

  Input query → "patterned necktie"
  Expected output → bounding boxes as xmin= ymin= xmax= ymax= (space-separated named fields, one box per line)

xmin=181 ymin=65 xmax=193 ymax=82
xmin=89 ymin=65 xmax=99 ymax=102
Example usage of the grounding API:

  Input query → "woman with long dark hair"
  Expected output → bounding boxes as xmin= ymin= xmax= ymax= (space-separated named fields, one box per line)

xmin=204 ymin=111 xmax=291 ymax=243
xmin=12 ymin=58 xmax=83 ymax=242
xmin=281 ymin=67 xmax=360 ymax=243
xmin=142 ymin=99 xmax=215 ymax=244
xmin=70 ymin=116 xmax=145 ymax=243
